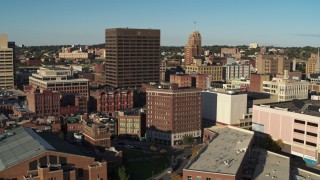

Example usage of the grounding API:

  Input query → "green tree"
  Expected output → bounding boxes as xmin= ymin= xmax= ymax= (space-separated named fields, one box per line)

xmin=182 ymin=135 xmax=194 ymax=145
xmin=118 ymin=166 xmax=130 ymax=180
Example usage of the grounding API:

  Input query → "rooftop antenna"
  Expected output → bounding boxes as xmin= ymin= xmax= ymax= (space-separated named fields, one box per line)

xmin=194 ymin=21 xmax=197 ymax=31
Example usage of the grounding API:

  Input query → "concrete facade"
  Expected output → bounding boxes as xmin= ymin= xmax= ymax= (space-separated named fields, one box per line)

xmin=262 ymin=77 xmax=308 ymax=102
xmin=256 ymin=54 xmax=290 ymax=75
xmin=28 ymin=66 xmax=89 ymax=98
xmin=306 ymin=52 xmax=320 ymax=77
xmin=202 ymin=89 xmax=247 ymax=126
xmin=0 ymin=34 xmax=14 ymax=88
xmin=223 ymin=64 xmax=251 ymax=81
xmin=252 ymin=100 xmax=320 ymax=165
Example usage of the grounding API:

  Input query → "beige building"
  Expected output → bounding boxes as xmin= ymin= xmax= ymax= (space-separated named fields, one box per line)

xmin=185 ymin=65 xmax=223 ymax=81
xmin=28 ymin=66 xmax=89 ymax=98
xmin=306 ymin=51 xmax=320 ymax=78
xmin=184 ymin=31 xmax=202 ymax=66
xmin=262 ymin=75 xmax=309 ymax=102
xmin=0 ymin=34 xmax=14 ymax=88
xmin=256 ymin=54 xmax=290 ymax=75
xmin=59 ymin=52 xmax=89 ymax=59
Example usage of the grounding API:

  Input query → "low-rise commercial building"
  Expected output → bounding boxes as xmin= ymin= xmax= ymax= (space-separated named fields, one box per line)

xmin=28 ymin=66 xmax=89 ymax=98
xmin=59 ymin=52 xmax=91 ymax=59
xmin=184 ymin=126 xmax=254 ymax=180
xmin=262 ymin=76 xmax=308 ymax=102
xmin=185 ymin=65 xmax=223 ymax=82
xmin=170 ymin=74 xmax=210 ymax=89
xmin=252 ymin=98 xmax=320 ymax=165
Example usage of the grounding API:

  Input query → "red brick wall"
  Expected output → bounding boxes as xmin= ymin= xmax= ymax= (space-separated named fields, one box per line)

xmin=0 ymin=151 xmax=107 ymax=180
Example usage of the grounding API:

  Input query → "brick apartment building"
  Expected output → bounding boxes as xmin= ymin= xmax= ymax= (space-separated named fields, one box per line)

xmin=25 ymin=89 xmax=60 ymax=117
xmin=145 ymin=83 xmax=202 ymax=146
xmin=117 ymin=108 xmax=146 ymax=139
xmin=0 ymin=127 xmax=107 ymax=180
xmin=105 ymin=28 xmax=160 ymax=88
xmin=170 ymin=74 xmax=209 ymax=89
xmin=248 ymin=73 xmax=270 ymax=92
xmin=90 ymin=88 xmax=134 ymax=114
xmin=26 ymin=89 xmax=88 ymax=116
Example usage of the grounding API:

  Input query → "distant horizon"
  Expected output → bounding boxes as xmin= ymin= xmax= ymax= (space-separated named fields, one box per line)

xmin=15 ymin=43 xmax=320 ymax=48
xmin=1 ymin=0 xmax=320 ymax=47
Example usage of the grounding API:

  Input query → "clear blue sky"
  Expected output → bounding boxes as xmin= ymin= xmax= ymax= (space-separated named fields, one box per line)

xmin=1 ymin=0 xmax=319 ymax=47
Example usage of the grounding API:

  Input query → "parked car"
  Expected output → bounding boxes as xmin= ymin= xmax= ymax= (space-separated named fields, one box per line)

xmin=124 ymin=144 xmax=134 ymax=149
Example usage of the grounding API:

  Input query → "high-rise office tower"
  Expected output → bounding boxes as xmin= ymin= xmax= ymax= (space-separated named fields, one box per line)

xmin=105 ymin=28 xmax=160 ymax=88
xmin=184 ymin=31 xmax=203 ymax=66
xmin=0 ymin=34 xmax=14 ymax=89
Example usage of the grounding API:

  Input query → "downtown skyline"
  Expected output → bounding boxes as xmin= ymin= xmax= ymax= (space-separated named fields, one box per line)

xmin=1 ymin=0 xmax=320 ymax=47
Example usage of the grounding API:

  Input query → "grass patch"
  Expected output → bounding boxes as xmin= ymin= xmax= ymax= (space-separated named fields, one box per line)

xmin=123 ymin=150 xmax=146 ymax=160
xmin=125 ymin=157 xmax=169 ymax=180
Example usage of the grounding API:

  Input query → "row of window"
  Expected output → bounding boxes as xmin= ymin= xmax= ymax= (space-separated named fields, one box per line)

xmin=293 ymin=138 xmax=317 ymax=147
xmin=294 ymin=119 xmax=318 ymax=127
xmin=294 ymin=129 xmax=317 ymax=137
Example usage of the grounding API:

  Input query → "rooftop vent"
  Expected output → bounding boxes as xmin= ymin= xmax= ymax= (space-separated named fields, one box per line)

xmin=223 ymin=160 xmax=230 ymax=165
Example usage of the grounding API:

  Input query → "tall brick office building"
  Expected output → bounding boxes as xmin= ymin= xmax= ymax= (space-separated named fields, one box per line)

xmin=145 ymin=83 xmax=202 ymax=146
xmin=105 ymin=28 xmax=160 ymax=87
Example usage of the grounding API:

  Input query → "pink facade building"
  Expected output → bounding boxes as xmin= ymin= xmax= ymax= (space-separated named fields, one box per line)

xmin=252 ymin=97 xmax=320 ymax=165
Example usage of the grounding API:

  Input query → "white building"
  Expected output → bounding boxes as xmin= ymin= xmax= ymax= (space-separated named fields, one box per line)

xmin=223 ymin=64 xmax=251 ymax=81
xmin=202 ymin=89 xmax=247 ymax=126
xmin=262 ymin=76 xmax=309 ymax=102
xmin=223 ymin=79 xmax=250 ymax=90
xmin=249 ymin=43 xmax=258 ymax=49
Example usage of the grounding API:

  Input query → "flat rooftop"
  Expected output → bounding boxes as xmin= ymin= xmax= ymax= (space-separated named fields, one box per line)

xmin=294 ymin=168 xmax=320 ymax=180
xmin=260 ymin=99 xmax=320 ymax=116
xmin=252 ymin=149 xmax=290 ymax=180
xmin=185 ymin=126 xmax=253 ymax=175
